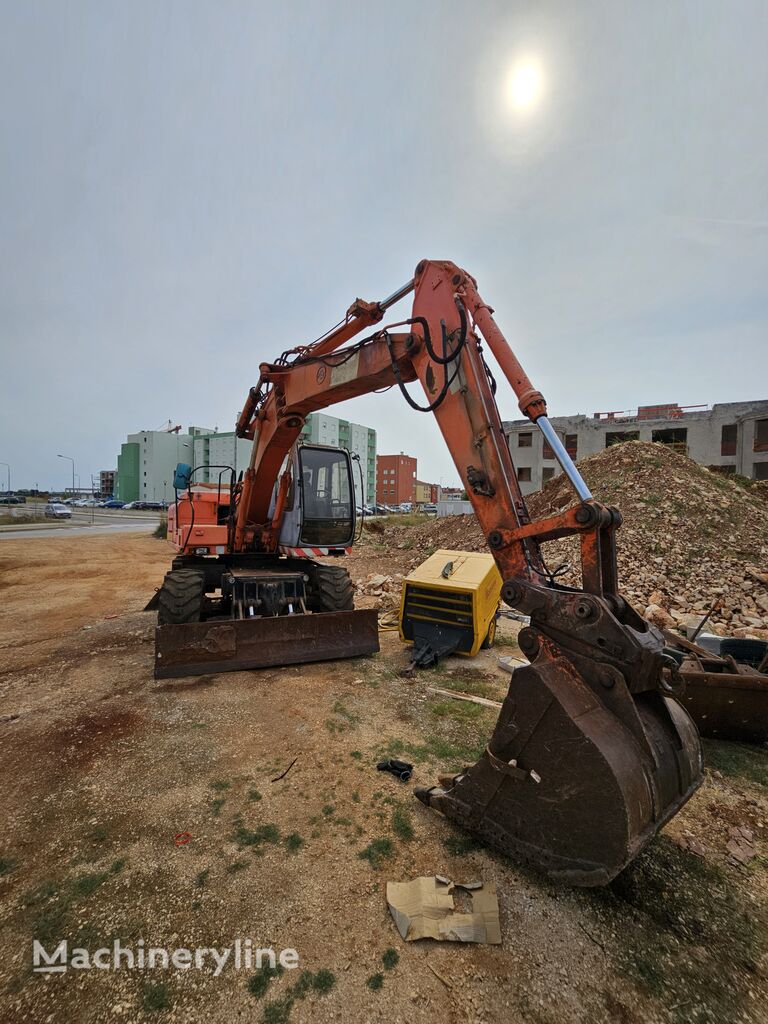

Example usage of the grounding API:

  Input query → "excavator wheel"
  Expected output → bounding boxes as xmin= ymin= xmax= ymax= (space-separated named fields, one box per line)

xmin=157 ymin=569 xmax=205 ymax=625
xmin=306 ymin=563 xmax=355 ymax=613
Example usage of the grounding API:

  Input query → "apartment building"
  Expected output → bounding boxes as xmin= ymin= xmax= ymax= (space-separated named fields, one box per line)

xmin=377 ymin=453 xmax=417 ymax=504
xmin=504 ymin=400 xmax=768 ymax=495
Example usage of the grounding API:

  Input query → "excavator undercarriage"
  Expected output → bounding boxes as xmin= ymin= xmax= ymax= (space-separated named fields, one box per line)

xmin=153 ymin=259 xmax=705 ymax=885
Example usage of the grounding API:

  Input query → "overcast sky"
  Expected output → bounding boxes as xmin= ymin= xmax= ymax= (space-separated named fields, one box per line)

xmin=1 ymin=0 xmax=767 ymax=491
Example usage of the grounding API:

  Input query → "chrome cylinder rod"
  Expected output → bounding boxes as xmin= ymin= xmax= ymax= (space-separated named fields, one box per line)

xmin=380 ymin=278 xmax=415 ymax=311
xmin=535 ymin=416 xmax=593 ymax=501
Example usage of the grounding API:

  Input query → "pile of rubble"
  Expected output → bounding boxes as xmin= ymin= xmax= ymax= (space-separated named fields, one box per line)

xmin=365 ymin=442 xmax=768 ymax=638
xmin=355 ymin=571 xmax=403 ymax=609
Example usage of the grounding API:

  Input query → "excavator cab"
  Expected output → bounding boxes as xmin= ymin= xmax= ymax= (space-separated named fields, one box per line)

xmin=274 ymin=444 xmax=356 ymax=549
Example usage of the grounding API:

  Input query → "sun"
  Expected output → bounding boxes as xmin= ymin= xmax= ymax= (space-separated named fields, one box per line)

xmin=506 ymin=59 xmax=544 ymax=112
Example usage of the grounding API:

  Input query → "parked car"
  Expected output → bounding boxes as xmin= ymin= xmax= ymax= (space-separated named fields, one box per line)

xmin=423 ymin=503 xmax=438 ymax=514
xmin=103 ymin=499 xmax=125 ymax=508
xmin=45 ymin=503 xmax=72 ymax=519
xmin=122 ymin=501 xmax=141 ymax=510
xmin=0 ymin=496 xmax=21 ymax=504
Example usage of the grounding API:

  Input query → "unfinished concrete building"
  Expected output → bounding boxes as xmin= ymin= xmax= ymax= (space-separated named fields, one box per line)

xmin=504 ymin=401 xmax=768 ymax=495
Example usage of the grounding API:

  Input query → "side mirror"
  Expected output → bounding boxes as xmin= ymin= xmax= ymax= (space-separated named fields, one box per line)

xmin=173 ymin=463 xmax=192 ymax=490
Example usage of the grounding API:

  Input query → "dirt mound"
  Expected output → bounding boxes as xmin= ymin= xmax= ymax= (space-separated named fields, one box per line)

xmin=368 ymin=442 xmax=768 ymax=636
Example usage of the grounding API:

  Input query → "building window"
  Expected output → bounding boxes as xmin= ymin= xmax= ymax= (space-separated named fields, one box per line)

xmin=518 ymin=432 xmax=532 ymax=447
xmin=542 ymin=467 xmax=555 ymax=482
xmin=606 ymin=431 xmax=640 ymax=447
xmin=721 ymin=424 xmax=737 ymax=456
xmin=652 ymin=427 xmax=688 ymax=454
xmin=518 ymin=467 xmax=532 ymax=482
xmin=565 ymin=434 xmax=577 ymax=458
xmin=755 ymin=419 xmax=768 ymax=453
xmin=755 ymin=462 xmax=768 ymax=480
xmin=543 ymin=440 xmax=554 ymax=460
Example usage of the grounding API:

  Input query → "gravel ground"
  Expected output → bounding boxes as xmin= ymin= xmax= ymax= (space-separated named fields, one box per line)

xmin=0 ymin=532 xmax=766 ymax=1024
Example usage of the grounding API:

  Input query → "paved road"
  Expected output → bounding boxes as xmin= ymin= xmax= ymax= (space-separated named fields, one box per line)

xmin=0 ymin=505 xmax=163 ymax=541
xmin=0 ymin=519 xmax=161 ymax=541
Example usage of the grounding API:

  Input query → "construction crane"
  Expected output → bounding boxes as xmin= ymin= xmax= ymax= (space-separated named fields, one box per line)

xmin=152 ymin=259 xmax=703 ymax=887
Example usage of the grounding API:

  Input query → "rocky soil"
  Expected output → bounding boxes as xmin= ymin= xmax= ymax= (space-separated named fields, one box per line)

xmin=359 ymin=442 xmax=768 ymax=639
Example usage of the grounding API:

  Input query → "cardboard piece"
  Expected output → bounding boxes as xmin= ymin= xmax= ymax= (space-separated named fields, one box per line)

xmin=386 ymin=875 xmax=501 ymax=944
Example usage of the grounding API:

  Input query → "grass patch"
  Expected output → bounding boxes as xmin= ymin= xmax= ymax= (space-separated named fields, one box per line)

xmin=703 ymin=739 xmax=768 ymax=788
xmin=312 ymin=968 xmax=336 ymax=994
xmin=332 ymin=700 xmax=359 ymax=723
xmin=382 ymin=735 xmax=484 ymax=767
xmin=226 ymin=860 xmax=249 ymax=873
xmin=284 ymin=833 xmax=304 ymax=854
xmin=247 ymin=963 xmax=284 ymax=999
xmin=248 ymin=788 xmax=262 ymax=801
xmin=428 ymin=698 xmax=485 ymax=723
xmin=210 ymin=797 xmax=226 ymax=817
xmin=392 ymin=807 xmax=414 ymax=841
xmin=195 ymin=868 xmax=210 ymax=888
xmin=233 ymin=820 xmax=280 ymax=850
xmin=601 ymin=836 xmax=761 ymax=1022
xmin=366 ymin=972 xmax=385 ymax=990
xmin=263 ymin=998 xmax=292 ymax=1024
xmin=359 ymin=838 xmax=395 ymax=870
xmin=71 ymin=870 xmax=112 ymax=898
xmin=88 ymin=825 xmax=108 ymax=843
xmin=350 ymin=750 xmax=363 ymax=760
xmin=443 ymin=832 xmax=482 ymax=856
xmin=438 ymin=673 xmax=507 ymax=699
xmin=142 ymin=981 xmax=172 ymax=1012
xmin=210 ymin=779 xmax=231 ymax=792
xmin=0 ymin=856 xmax=18 ymax=876
xmin=257 ymin=967 xmax=336 ymax=1023
xmin=382 ymin=947 xmax=399 ymax=970
xmin=153 ymin=518 xmax=168 ymax=540
xmin=322 ymin=804 xmax=335 ymax=817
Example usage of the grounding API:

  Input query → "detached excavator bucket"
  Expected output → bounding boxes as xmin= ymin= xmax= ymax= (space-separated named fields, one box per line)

xmin=416 ymin=647 xmax=703 ymax=887
xmin=154 ymin=609 xmax=379 ymax=679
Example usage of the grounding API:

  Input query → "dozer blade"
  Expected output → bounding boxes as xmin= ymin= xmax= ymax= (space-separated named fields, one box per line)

xmin=416 ymin=651 xmax=703 ymax=887
xmin=154 ymin=609 xmax=379 ymax=679
xmin=679 ymin=668 xmax=768 ymax=744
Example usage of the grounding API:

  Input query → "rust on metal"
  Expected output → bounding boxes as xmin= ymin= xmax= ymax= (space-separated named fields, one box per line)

xmin=154 ymin=609 xmax=379 ymax=679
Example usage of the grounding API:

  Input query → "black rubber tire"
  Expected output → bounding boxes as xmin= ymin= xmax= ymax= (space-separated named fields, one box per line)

xmin=306 ymin=563 xmax=355 ymax=612
xmin=157 ymin=569 xmax=205 ymax=625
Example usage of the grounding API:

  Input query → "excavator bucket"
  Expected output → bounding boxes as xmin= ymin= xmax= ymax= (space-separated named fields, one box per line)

xmin=416 ymin=645 xmax=702 ymax=887
xmin=154 ymin=609 xmax=379 ymax=679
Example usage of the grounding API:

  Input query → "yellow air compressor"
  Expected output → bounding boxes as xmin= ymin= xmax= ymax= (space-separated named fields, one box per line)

xmin=399 ymin=549 xmax=502 ymax=668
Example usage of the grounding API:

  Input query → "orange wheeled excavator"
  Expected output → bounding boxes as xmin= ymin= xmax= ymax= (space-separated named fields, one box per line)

xmin=155 ymin=259 xmax=703 ymax=886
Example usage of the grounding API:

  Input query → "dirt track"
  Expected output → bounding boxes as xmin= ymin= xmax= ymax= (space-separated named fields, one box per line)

xmin=1 ymin=533 xmax=767 ymax=1024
